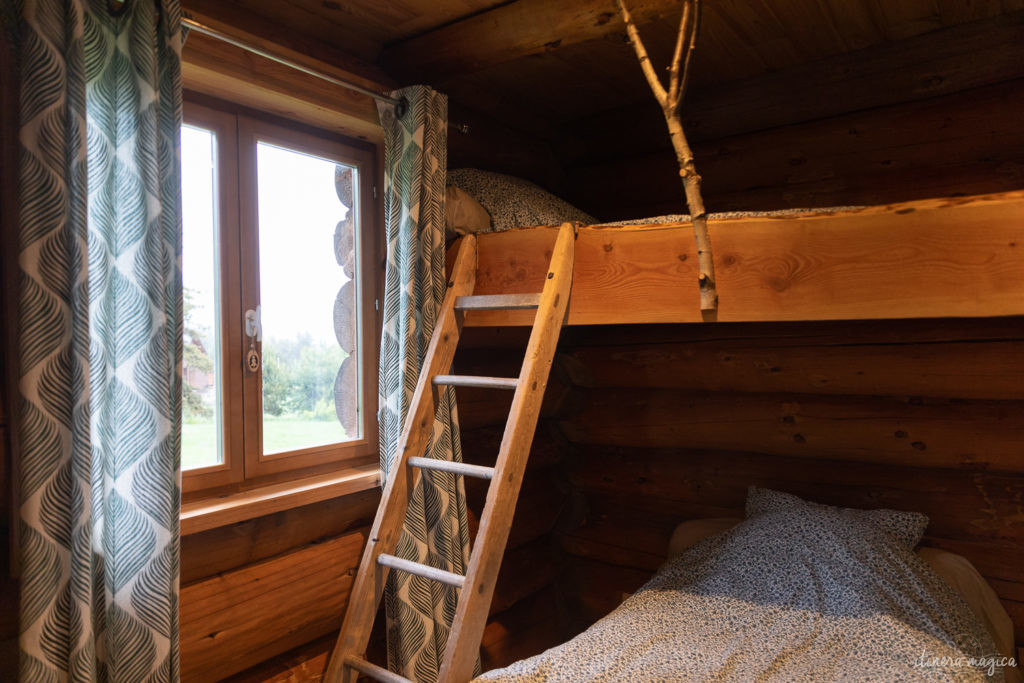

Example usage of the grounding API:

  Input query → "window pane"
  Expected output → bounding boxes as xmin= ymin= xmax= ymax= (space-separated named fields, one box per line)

xmin=181 ymin=125 xmax=224 ymax=470
xmin=257 ymin=142 xmax=359 ymax=454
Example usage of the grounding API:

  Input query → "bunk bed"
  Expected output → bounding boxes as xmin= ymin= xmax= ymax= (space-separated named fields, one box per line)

xmin=341 ymin=182 xmax=1024 ymax=682
xmin=442 ymin=187 xmax=1024 ymax=682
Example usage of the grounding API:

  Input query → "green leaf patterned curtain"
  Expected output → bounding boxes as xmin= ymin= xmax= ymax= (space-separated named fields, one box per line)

xmin=14 ymin=0 xmax=184 ymax=680
xmin=376 ymin=86 xmax=476 ymax=682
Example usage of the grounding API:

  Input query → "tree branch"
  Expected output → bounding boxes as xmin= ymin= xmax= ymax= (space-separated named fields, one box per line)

xmin=618 ymin=0 xmax=717 ymax=311
xmin=666 ymin=0 xmax=693 ymax=108
xmin=614 ymin=0 xmax=667 ymax=106
xmin=677 ymin=0 xmax=701 ymax=110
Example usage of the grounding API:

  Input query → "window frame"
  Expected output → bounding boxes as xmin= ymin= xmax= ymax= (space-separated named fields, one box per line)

xmin=181 ymin=100 xmax=245 ymax=493
xmin=237 ymin=114 xmax=379 ymax=478
xmin=181 ymin=94 xmax=381 ymax=495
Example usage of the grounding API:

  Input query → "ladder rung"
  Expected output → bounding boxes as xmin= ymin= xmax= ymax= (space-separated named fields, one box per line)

xmin=455 ymin=293 xmax=542 ymax=311
xmin=343 ymin=655 xmax=411 ymax=683
xmin=408 ymin=457 xmax=495 ymax=480
xmin=433 ymin=374 xmax=518 ymax=390
xmin=377 ymin=553 xmax=466 ymax=588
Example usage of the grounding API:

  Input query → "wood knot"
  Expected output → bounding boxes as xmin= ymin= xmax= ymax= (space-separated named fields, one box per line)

xmin=792 ymin=433 xmax=806 ymax=444
xmin=894 ymin=430 xmax=908 ymax=439
xmin=895 ymin=208 xmax=915 ymax=215
xmin=603 ymin=243 xmax=613 ymax=252
xmin=595 ymin=11 xmax=614 ymax=25
xmin=911 ymin=441 xmax=927 ymax=451
xmin=678 ymin=253 xmax=687 ymax=262
xmin=543 ymin=39 xmax=562 ymax=51
xmin=767 ymin=276 xmax=789 ymax=292
xmin=780 ymin=416 xmax=795 ymax=425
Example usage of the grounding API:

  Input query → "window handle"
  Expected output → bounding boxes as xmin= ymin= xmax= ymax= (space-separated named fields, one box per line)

xmin=244 ymin=306 xmax=262 ymax=373
xmin=244 ymin=306 xmax=262 ymax=341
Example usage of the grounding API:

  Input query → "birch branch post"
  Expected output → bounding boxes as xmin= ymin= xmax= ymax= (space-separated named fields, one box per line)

xmin=615 ymin=0 xmax=718 ymax=312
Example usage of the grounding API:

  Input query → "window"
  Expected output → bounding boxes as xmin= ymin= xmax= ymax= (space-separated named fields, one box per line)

xmin=181 ymin=98 xmax=379 ymax=493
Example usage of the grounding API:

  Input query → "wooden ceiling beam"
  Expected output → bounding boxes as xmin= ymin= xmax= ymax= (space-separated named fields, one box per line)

xmin=182 ymin=1 xmax=394 ymax=91
xmin=381 ymin=0 xmax=681 ymax=83
xmin=182 ymin=32 xmax=382 ymax=143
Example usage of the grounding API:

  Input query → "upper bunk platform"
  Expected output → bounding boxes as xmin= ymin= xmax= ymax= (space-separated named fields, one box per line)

xmin=454 ymin=191 xmax=1024 ymax=326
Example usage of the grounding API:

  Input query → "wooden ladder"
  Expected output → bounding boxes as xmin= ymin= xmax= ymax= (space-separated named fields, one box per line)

xmin=325 ymin=222 xmax=576 ymax=683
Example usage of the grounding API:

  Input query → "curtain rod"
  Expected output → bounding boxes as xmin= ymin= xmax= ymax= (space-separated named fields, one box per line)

xmin=182 ymin=16 xmax=408 ymax=116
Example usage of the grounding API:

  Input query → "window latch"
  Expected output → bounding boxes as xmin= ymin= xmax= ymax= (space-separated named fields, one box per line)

xmin=244 ymin=306 xmax=262 ymax=373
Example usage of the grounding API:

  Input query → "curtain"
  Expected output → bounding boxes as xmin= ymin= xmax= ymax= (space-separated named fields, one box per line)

xmin=376 ymin=86 xmax=475 ymax=682
xmin=15 ymin=0 xmax=184 ymax=680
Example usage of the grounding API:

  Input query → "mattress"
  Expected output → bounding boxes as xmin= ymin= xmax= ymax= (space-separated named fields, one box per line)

xmin=478 ymin=488 xmax=1010 ymax=682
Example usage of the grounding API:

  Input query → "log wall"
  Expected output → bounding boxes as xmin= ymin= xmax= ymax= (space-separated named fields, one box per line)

xmin=552 ymin=318 xmax=1024 ymax=660
xmin=560 ymin=12 xmax=1024 ymax=221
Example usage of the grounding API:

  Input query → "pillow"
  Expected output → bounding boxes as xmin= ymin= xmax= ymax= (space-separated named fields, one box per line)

xmin=667 ymin=517 xmax=741 ymax=559
xmin=666 ymin=514 xmax=1017 ymax=670
xmin=445 ymin=185 xmax=491 ymax=236
xmin=746 ymin=486 xmax=928 ymax=551
xmin=447 ymin=168 xmax=596 ymax=230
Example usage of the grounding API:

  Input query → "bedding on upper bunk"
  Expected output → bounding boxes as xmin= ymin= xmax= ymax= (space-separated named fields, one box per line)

xmin=478 ymin=488 xmax=1008 ymax=682
xmin=446 ymin=168 xmax=595 ymax=233
xmin=443 ymin=167 xmax=866 ymax=235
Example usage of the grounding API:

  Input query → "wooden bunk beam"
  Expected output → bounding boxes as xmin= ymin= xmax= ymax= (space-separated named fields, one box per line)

xmin=457 ymin=191 xmax=1024 ymax=326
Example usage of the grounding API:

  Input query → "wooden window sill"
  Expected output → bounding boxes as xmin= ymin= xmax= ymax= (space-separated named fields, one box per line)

xmin=180 ymin=462 xmax=380 ymax=535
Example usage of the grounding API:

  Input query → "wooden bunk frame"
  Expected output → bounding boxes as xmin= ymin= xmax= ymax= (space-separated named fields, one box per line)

xmin=344 ymin=189 xmax=1024 ymax=682
xmin=457 ymin=191 xmax=1024 ymax=327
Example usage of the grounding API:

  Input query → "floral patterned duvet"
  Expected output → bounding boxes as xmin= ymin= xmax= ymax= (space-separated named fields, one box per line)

xmin=478 ymin=488 xmax=1006 ymax=682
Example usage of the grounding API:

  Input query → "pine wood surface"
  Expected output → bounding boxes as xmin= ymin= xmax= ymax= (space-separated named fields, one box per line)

xmin=180 ymin=531 xmax=367 ymax=682
xmin=460 ymin=192 xmax=1024 ymax=326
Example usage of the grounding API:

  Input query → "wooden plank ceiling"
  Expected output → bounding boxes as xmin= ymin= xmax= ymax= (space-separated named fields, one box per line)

xmin=183 ymin=0 xmax=1024 ymax=146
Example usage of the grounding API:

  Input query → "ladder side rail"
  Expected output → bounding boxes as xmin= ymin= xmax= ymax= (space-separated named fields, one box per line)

xmin=326 ymin=235 xmax=479 ymax=681
xmin=439 ymin=223 xmax=576 ymax=682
